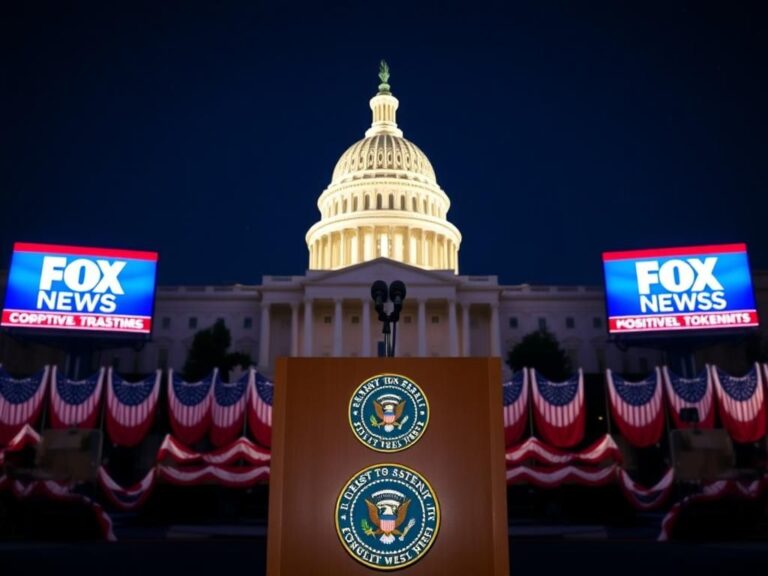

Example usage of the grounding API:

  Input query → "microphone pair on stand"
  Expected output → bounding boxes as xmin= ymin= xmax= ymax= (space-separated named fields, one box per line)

xmin=370 ymin=280 xmax=406 ymax=357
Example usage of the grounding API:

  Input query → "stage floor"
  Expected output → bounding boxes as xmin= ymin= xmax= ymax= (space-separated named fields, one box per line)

xmin=2 ymin=537 xmax=768 ymax=575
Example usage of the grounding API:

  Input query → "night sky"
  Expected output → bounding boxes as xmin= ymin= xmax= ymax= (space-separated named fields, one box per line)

xmin=1 ymin=2 xmax=766 ymax=287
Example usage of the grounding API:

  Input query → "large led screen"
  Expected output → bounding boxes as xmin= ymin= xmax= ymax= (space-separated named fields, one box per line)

xmin=602 ymin=243 xmax=758 ymax=334
xmin=2 ymin=242 xmax=158 ymax=336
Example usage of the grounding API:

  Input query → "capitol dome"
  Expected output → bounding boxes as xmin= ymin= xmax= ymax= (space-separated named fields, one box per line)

xmin=306 ymin=63 xmax=462 ymax=273
xmin=331 ymin=134 xmax=437 ymax=185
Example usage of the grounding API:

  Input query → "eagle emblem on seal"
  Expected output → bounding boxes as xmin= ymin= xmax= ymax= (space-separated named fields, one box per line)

xmin=370 ymin=393 xmax=408 ymax=432
xmin=361 ymin=490 xmax=415 ymax=544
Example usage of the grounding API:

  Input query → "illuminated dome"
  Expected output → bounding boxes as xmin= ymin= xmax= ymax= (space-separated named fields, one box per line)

xmin=306 ymin=62 xmax=462 ymax=273
xmin=331 ymin=135 xmax=437 ymax=185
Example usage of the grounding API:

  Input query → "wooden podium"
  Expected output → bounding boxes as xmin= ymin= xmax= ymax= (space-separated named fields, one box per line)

xmin=267 ymin=357 xmax=509 ymax=575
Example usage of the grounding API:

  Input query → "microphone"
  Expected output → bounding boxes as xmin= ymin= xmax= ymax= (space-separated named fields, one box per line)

xmin=389 ymin=280 xmax=406 ymax=321
xmin=371 ymin=280 xmax=388 ymax=312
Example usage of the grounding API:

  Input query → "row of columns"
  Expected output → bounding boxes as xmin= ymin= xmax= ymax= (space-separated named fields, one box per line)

xmin=309 ymin=227 xmax=457 ymax=271
xmin=258 ymin=299 xmax=501 ymax=368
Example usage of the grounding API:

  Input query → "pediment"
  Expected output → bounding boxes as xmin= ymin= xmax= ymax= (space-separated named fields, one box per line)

xmin=305 ymin=258 xmax=459 ymax=288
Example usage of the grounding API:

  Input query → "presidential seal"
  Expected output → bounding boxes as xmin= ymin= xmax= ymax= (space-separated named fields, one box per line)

xmin=349 ymin=373 xmax=429 ymax=452
xmin=335 ymin=463 xmax=440 ymax=571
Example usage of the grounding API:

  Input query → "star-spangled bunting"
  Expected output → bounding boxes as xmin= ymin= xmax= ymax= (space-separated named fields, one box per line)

xmin=711 ymin=363 xmax=766 ymax=443
xmin=210 ymin=368 xmax=251 ymax=447
xmin=49 ymin=366 xmax=105 ymax=429
xmin=606 ymin=367 xmax=664 ymax=448
xmin=0 ymin=365 xmax=49 ymax=445
xmin=106 ymin=368 xmax=161 ymax=447
xmin=167 ymin=368 xmax=216 ymax=445
xmin=530 ymin=368 xmax=585 ymax=448
xmin=663 ymin=366 xmax=715 ymax=429
xmin=502 ymin=370 xmax=528 ymax=446
xmin=248 ymin=371 xmax=273 ymax=448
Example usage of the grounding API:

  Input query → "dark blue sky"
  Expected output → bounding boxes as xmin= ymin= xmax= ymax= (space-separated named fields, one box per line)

xmin=1 ymin=2 xmax=766 ymax=287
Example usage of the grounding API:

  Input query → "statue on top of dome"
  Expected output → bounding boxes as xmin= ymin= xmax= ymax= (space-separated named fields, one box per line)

xmin=378 ymin=60 xmax=391 ymax=93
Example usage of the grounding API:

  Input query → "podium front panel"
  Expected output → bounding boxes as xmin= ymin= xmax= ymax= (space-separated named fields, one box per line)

xmin=267 ymin=357 xmax=508 ymax=575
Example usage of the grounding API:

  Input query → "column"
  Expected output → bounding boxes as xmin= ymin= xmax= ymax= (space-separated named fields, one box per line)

xmin=418 ymin=299 xmax=427 ymax=357
xmin=421 ymin=232 xmax=428 ymax=268
xmin=448 ymin=299 xmax=458 ymax=356
xmin=259 ymin=302 xmax=271 ymax=369
xmin=362 ymin=299 xmax=371 ymax=357
xmin=303 ymin=299 xmax=313 ymax=356
xmin=403 ymin=227 xmax=410 ymax=264
xmin=339 ymin=230 xmax=346 ymax=267
xmin=490 ymin=302 xmax=501 ymax=357
xmin=333 ymin=299 xmax=343 ymax=356
xmin=461 ymin=302 xmax=470 ymax=357
xmin=290 ymin=302 xmax=299 ymax=356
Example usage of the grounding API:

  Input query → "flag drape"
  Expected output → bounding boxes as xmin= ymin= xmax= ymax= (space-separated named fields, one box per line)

xmin=106 ymin=368 xmax=161 ymax=446
xmin=606 ymin=368 xmax=664 ymax=447
xmin=531 ymin=368 xmax=585 ymax=448
xmin=663 ymin=366 xmax=715 ymax=429
xmin=502 ymin=370 xmax=528 ymax=446
xmin=49 ymin=367 xmax=105 ymax=429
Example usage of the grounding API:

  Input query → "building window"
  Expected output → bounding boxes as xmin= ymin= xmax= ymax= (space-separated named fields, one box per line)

xmin=323 ymin=316 xmax=332 ymax=324
xmin=508 ymin=317 xmax=518 ymax=329
xmin=538 ymin=317 xmax=547 ymax=331
xmin=189 ymin=317 xmax=198 ymax=330
xmin=431 ymin=316 xmax=440 ymax=324
xmin=376 ymin=194 xmax=382 ymax=209
xmin=351 ymin=316 xmax=359 ymax=324
xmin=593 ymin=317 xmax=603 ymax=329
xmin=566 ymin=317 xmax=575 ymax=329
xmin=388 ymin=194 xmax=394 ymax=209
xmin=364 ymin=196 xmax=370 ymax=210
xmin=400 ymin=196 xmax=406 ymax=210
xmin=161 ymin=317 xmax=171 ymax=330
xmin=353 ymin=197 xmax=358 ymax=211
xmin=412 ymin=197 xmax=417 ymax=211
xmin=243 ymin=317 xmax=253 ymax=329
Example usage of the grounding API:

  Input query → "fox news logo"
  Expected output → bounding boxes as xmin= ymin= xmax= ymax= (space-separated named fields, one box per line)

xmin=38 ymin=256 xmax=126 ymax=313
xmin=635 ymin=257 xmax=726 ymax=313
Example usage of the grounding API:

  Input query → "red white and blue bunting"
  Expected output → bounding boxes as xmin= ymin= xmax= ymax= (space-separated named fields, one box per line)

xmin=663 ymin=366 xmax=715 ymax=429
xmin=531 ymin=368 xmax=585 ymax=448
xmin=97 ymin=467 xmax=156 ymax=511
xmin=248 ymin=371 xmax=273 ymax=448
xmin=0 ymin=366 xmax=49 ymax=445
xmin=49 ymin=366 xmax=105 ymax=429
xmin=618 ymin=468 xmax=674 ymax=511
xmin=506 ymin=435 xmax=622 ymax=468
xmin=606 ymin=368 xmax=664 ymax=448
xmin=658 ymin=477 xmax=768 ymax=540
xmin=167 ymin=368 xmax=216 ymax=445
xmin=0 ymin=424 xmax=41 ymax=467
xmin=157 ymin=464 xmax=270 ymax=488
xmin=157 ymin=434 xmax=270 ymax=467
xmin=502 ymin=370 xmax=528 ymax=447
xmin=210 ymin=368 xmax=252 ymax=447
xmin=506 ymin=464 xmax=618 ymax=487
xmin=106 ymin=368 xmax=161 ymax=447
xmin=711 ymin=363 xmax=766 ymax=443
